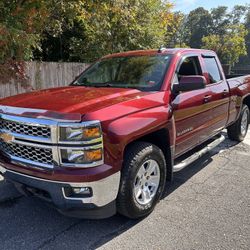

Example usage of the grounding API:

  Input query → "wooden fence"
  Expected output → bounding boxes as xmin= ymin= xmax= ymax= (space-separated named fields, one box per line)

xmin=0 ymin=62 xmax=89 ymax=99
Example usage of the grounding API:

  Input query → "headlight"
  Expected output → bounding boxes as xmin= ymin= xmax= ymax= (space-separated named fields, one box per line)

xmin=58 ymin=121 xmax=104 ymax=168
xmin=60 ymin=148 xmax=103 ymax=164
xmin=59 ymin=122 xmax=102 ymax=142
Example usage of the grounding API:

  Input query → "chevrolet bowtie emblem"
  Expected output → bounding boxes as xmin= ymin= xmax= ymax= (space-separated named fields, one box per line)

xmin=0 ymin=132 xmax=14 ymax=143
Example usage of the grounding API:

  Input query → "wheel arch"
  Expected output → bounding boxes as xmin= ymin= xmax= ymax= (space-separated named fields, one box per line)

xmin=123 ymin=128 xmax=174 ymax=182
xmin=243 ymin=94 xmax=250 ymax=114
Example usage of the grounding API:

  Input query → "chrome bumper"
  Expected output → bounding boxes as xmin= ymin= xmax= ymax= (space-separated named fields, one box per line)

xmin=0 ymin=166 xmax=120 ymax=209
xmin=61 ymin=171 xmax=121 ymax=207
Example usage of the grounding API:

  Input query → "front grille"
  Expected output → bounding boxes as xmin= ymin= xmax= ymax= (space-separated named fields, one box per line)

xmin=0 ymin=118 xmax=51 ymax=138
xmin=0 ymin=114 xmax=103 ymax=169
xmin=0 ymin=139 xmax=53 ymax=166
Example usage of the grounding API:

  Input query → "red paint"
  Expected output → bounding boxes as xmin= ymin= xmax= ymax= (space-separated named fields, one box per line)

xmin=0 ymin=48 xmax=250 ymax=182
xmin=0 ymin=154 xmax=117 ymax=182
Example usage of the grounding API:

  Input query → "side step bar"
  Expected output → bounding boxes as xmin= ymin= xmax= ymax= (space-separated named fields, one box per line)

xmin=173 ymin=134 xmax=225 ymax=172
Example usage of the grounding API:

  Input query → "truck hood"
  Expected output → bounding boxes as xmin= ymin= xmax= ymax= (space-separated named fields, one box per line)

xmin=0 ymin=86 xmax=155 ymax=119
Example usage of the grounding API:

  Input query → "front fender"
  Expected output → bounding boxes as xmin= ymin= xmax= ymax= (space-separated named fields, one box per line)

xmin=101 ymin=105 xmax=175 ymax=172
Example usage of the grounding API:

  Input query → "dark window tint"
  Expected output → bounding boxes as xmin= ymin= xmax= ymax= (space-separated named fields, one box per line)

xmin=177 ymin=56 xmax=202 ymax=81
xmin=73 ymin=55 xmax=172 ymax=91
xmin=203 ymin=57 xmax=222 ymax=83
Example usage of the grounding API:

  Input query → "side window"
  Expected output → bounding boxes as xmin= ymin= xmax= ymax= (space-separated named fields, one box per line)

xmin=203 ymin=57 xmax=222 ymax=84
xmin=176 ymin=56 xmax=202 ymax=81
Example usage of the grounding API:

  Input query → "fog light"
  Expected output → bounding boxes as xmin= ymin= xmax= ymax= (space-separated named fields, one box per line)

xmin=64 ymin=187 xmax=92 ymax=198
xmin=73 ymin=187 xmax=91 ymax=195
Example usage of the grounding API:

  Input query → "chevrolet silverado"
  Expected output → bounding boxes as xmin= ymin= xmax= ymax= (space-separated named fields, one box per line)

xmin=0 ymin=48 xmax=250 ymax=219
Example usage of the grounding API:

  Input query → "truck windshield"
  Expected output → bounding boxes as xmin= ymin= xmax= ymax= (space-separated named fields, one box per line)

xmin=72 ymin=55 xmax=172 ymax=91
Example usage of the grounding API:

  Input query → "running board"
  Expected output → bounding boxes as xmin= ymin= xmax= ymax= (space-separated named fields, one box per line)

xmin=173 ymin=135 xmax=225 ymax=172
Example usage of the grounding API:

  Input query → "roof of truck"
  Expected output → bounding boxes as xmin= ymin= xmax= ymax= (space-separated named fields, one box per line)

xmin=102 ymin=48 xmax=215 ymax=59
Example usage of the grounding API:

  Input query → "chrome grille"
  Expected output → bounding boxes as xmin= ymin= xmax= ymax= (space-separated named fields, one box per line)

xmin=0 ymin=139 xmax=53 ymax=166
xmin=0 ymin=112 xmax=103 ymax=169
xmin=0 ymin=118 xmax=51 ymax=138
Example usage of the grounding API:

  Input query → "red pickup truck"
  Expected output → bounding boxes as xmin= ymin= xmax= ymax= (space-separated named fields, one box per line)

xmin=0 ymin=48 xmax=250 ymax=219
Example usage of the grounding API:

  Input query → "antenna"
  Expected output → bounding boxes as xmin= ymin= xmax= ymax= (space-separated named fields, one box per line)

xmin=158 ymin=45 xmax=167 ymax=53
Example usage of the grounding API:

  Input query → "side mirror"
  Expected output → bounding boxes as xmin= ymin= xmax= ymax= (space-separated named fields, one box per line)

xmin=173 ymin=75 xmax=206 ymax=93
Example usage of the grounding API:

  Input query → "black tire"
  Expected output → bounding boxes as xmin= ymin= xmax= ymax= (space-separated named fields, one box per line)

xmin=227 ymin=104 xmax=249 ymax=142
xmin=117 ymin=142 xmax=166 ymax=219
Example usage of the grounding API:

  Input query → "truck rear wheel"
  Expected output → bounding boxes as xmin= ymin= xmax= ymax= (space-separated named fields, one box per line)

xmin=117 ymin=142 xmax=166 ymax=219
xmin=227 ymin=104 xmax=249 ymax=142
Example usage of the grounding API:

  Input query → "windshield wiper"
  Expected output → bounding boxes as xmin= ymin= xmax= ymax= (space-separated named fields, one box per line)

xmin=73 ymin=81 xmax=134 ymax=89
xmin=88 ymin=81 xmax=130 ymax=88
xmin=91 ymin=82 xmax=114 ymax=87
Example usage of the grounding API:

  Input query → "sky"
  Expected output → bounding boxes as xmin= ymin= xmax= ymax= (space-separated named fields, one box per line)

xmin=174 ymin=0 xmax=250 ymax=13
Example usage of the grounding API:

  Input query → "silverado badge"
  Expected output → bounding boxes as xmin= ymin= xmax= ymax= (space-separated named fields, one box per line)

xmin=0 ymin=132 xmax=14 ymax=144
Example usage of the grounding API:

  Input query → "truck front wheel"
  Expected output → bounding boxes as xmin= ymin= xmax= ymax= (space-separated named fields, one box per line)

xmin=227 ymin=104 xmax=249 ymax=142
xmin=117 ymin=142 xmax=166 ymax=219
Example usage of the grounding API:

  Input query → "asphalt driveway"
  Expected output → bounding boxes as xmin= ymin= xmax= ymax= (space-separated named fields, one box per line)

xmin=0 ymin=130 xmax=249 ymax=250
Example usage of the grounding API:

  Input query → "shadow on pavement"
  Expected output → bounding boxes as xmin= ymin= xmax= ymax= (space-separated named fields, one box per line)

xmin=162 ymin=131 xmax=239 ymax=198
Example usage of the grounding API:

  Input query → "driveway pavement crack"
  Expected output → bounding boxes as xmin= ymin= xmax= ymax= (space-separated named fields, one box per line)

xmin=0 ymin=195 xmax=23 ymax=208
xmin=38 ymin=220 xmax=83 ymax=249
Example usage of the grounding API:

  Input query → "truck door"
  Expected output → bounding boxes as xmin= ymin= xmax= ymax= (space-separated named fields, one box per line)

xmin=201 ymin=55 xmax=230 ymax=136
xmin=172 ymin=55 xmax=214 ymax=157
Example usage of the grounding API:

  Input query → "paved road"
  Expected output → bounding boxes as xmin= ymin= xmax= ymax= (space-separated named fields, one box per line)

xmin=0 ymin=130 xmax=249 ymax=250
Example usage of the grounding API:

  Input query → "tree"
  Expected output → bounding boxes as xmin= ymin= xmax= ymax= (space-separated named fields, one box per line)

xmin=0 ymin=0 xmax=178 ymax=82
xmin=0 ymin=0 xmax=49 ymax=84
xmin=202 ymin=24 xmax=248 ymax=66
xmin=165 ymin=11 xmax=188 ymax=47
xmin=229 ymin=5 xmax=248 ymax=25
xmin=184 ymin=7 xmax=213 ymax=48
xmin=243 ymin=11 xmax=250 ymax=64
xmin=210 ymin=6 xmax=230 ymax=35
xmin=36 ymin=0 xmax=175 ymax=62
xmin=225 ymin=5 xmax=250 ymax=65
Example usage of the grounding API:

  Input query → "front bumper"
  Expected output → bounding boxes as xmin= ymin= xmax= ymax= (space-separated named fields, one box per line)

xmin=0 ymin=165 xmax=120 ymax=219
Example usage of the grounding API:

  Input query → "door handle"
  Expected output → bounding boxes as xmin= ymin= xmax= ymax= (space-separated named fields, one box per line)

xmin=204 ymin=95 xmax=212 ymax=103
xmin=222 ymin=89 xmax=228 ymax=97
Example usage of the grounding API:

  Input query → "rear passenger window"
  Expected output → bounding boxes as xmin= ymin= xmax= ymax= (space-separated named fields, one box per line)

xmin=203 ymin=57 xmax=222 ymax=83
